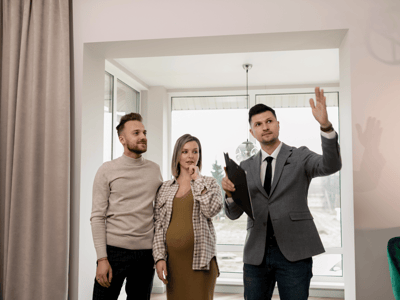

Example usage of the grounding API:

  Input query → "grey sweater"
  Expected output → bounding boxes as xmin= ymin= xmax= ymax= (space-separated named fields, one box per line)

xmin=90 ymin=154 xmax=163 ymax=260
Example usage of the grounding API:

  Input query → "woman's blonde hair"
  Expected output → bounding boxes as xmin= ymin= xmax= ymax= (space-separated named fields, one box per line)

xmin=171 ymin=134 xmax=202 ymax=178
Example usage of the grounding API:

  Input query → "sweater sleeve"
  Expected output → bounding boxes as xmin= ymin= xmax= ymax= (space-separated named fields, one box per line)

xmin=90 ymin=165 xmax=110 ymax=260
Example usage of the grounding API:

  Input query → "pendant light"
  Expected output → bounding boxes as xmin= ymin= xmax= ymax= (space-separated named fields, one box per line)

xmin=235 ymin=64 xmax=258 ymax=163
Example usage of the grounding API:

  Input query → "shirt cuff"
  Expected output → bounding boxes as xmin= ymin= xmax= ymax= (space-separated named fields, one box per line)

xmin=225 ymin=197 xmax=234 ymax=204
xmin=192 ymin=175 xmax=205 ymax=196
xmin=95 ymin=247 xmax=108 ymax=261
xmin=320 ymin=130 xmax=336 ymax=139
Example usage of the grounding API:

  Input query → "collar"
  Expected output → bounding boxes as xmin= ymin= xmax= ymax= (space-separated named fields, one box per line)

xmin=261 ymin=141 xmax=283 ymax=163
xmin=169 ymin=175 xmax=200 ymax=186
xmin=169 ymin=178 xmax=178 ymax=186
xmin=120 ymin=154 xmax=145 ymax=165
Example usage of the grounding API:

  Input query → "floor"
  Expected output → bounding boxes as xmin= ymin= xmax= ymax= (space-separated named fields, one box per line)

xmin=150 ymin=293 xmax=342 ymax=300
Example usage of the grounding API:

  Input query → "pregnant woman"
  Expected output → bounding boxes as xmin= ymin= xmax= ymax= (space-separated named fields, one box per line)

xmin=153 ymin=134 xmax=223 ymax=300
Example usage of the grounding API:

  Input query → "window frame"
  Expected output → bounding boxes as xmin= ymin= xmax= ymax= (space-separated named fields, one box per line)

xmin=104 ymin=62 xmax=142 ymax=162
xmin=104 ymin=71 xmax=114 ymax=162
xmin=168 ymin=86 xmax=347 ymax=285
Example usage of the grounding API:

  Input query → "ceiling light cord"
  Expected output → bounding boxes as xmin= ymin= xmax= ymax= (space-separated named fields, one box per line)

xmin=246 ymin=67 xmax=249 ymax=109
xmin=235 ymin=64 xmax=257 ymax=163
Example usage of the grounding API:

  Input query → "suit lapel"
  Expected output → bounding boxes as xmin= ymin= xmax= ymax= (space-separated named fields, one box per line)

xmin=248 ymin=150 xmax=269 ymax=199
xmin=270 ymin=143 xmax=292 ymax=197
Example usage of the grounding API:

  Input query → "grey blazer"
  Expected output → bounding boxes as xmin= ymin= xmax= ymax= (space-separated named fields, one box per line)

xmin=225 ymin=134 xmax=342 ymax=264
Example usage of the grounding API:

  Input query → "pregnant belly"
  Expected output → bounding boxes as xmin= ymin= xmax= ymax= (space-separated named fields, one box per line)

xmin=166 ymin=222 xmax=195 ymax=253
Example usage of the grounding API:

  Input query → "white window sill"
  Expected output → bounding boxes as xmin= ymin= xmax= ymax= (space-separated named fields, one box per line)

xmin=216 ymin=277 xmax=344 ymax=290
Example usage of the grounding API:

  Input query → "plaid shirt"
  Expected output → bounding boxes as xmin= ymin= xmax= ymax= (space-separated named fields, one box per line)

xmin=152 ymin=175 xmax=223 ymax=270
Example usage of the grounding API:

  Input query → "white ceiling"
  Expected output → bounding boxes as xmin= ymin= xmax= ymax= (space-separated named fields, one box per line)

xmin=115 ymin=49 xmax=339 ymax=90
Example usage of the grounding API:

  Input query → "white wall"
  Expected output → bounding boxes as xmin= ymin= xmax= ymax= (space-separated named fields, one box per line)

xmin=71 ymin=0 xmax=400 ymax=299
xmin=142 ymin=86 xmax=170 ymax=180
xmin=76 ymin=46 xmax=105 ymax=300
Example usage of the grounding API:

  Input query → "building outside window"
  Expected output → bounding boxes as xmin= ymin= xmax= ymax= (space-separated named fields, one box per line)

xmin=171 ymin=91 xmax=341 ymax=281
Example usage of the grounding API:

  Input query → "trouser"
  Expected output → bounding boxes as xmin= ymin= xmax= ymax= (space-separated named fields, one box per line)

xmin=243 ymin=237 xmax=313 ymax=300
xmin=92 ymin=245 xmax=155 ymax=300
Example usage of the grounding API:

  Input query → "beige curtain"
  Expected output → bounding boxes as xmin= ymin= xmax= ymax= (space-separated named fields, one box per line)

xmin=0 ymin=0 xmax=71 ymax=299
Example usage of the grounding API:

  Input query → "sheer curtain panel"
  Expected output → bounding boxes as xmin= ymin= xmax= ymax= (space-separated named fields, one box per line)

xmin=0 ymin=0 xmax=72 ymax=299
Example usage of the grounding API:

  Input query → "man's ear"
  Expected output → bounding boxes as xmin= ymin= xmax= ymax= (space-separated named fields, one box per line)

xmin=249 ymin=128 xmax=255 ymax=138
xmin=119 ymin=134 xmax=125 ymax=146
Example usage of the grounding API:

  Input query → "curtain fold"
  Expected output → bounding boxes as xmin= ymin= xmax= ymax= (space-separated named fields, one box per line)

xmin=0 ymin=1 xmax=71 ymax=299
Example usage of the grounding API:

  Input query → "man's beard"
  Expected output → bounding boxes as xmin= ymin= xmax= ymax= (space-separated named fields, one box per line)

xmin=127 ymin=142 xmax=147 ymax=154
xmin=261 ymin=133 xmax=279 ymax=146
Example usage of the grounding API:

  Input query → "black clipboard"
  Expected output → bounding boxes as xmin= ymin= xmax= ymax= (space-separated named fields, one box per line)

xmin=224 ymin=153 xmax=254 ymax=220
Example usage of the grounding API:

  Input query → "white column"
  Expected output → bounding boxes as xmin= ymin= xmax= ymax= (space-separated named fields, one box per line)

xmin=142 ymin=86 xmax=170 ymax=180
xmin=141 ymin=86 xmax=169 ymax=293
xmin=79 ymin=46 xmax=106 ymax=300
xmin=339 ymin=31 xmax=356 ymax=300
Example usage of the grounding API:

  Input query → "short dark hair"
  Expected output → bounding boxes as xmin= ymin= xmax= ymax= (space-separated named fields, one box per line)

xmin=171 ymin=134 xmax=202 ymax=178
xmin=248 ymin=104 xmax=277 ymax=125
xmin=116 ymin=113 xmax=143 ymax=136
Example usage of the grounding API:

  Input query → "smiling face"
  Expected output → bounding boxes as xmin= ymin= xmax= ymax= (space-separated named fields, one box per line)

xmin=249 ymin=110 xmax=280 ymax=147
xmin=119 ymin=120 xmax=147 ymax=156
xmin=178 ymin=141 xmax=200 ymax=172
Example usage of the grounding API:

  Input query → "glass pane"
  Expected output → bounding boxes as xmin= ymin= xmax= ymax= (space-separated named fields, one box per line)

xmin=171 ymin=101 xmax=250 ymax=249
xmin=218 ymin=253 xmax=343 ymax=276
xmin=103 ymin=72 xmax=113 ymax=162
xmin=116 ymin=80 xmax=138 ymax=119
xmin=313 ymin=254 xmax=343 ymax=276
xmin=113 ymin=80 xmax=140 ymax=159
xmin=309 ymin=175 xmax=341 ymax=248
xmin=173 ymin=95 xmax=247 ymax=110
xmin=171 ymin=106 xmax=250 ymax=176
xmin=217 ymin=251 xmax=243 ymax=274
xmin=256 ymin=92 xmax=338 ymax=108
xmin=213 ymin=213 xmax=247 ymax=246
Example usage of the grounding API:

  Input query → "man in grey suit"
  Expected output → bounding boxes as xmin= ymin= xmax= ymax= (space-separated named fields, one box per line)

xmin=222 ymin=87 xmax=342 ymax=300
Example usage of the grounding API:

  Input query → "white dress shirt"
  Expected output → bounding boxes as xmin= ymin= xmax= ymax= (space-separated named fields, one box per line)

xmin=260 ymin=142 xmax=283 ymax=185
xmin=225 ymin=130 xmax=336 ymax=204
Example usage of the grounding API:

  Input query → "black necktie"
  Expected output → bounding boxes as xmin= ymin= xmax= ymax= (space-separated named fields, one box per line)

xmin=264 ymin=156 xmax=275 ymax=240
xmin=264 ymin=156 xmax=273 ymax=195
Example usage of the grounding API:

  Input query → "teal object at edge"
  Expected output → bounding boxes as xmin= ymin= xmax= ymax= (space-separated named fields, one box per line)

xmin=388 ymin=237 xmax=400 ymax=300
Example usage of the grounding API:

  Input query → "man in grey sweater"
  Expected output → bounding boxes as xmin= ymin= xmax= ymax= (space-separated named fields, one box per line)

xmin=91 ymin=113 xmax=163 ymax=300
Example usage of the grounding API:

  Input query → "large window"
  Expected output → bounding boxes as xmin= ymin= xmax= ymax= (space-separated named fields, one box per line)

xmin=103 ymin=72 xmax=140 ymax=162
xmin=171 ymin=91 xmax=342 ymax=280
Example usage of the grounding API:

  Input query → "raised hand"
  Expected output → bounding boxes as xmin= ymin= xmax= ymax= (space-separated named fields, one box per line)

xmin=309 ymin=87 xmax=330 ymax=128
xmin=189 ymin=165 xmax=200 ymax=180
